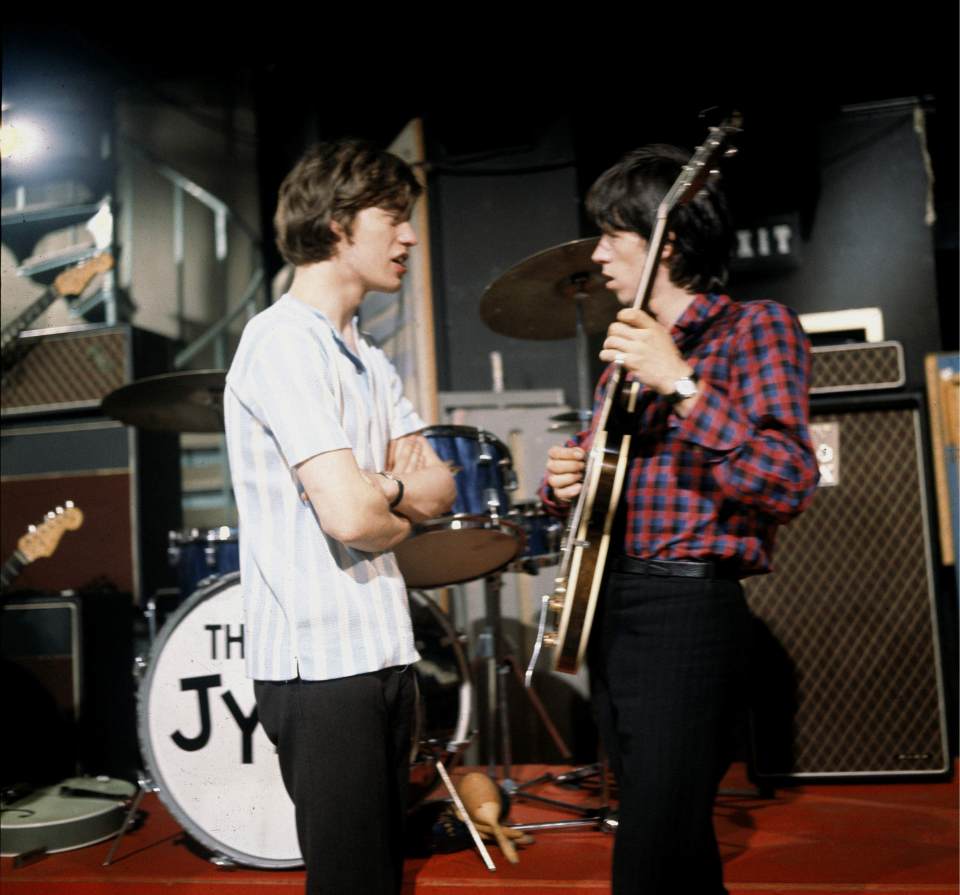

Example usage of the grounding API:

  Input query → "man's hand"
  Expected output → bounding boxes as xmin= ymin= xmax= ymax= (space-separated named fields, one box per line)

xmin=546 ymin=445 xmax=586 ymax=503
xmin=386 ymin=434 xmax=429 ymax=474
xmin=382 ymin=433 xmax=457 ymax=523
xmin=599 ymin=308 xmax=692 ymax=395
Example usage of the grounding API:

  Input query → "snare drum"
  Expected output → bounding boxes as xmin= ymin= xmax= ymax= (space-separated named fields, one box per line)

xmin=167 ymin=526 xmax=239 ymax=595
xmin=507 ymin=500 xmax=564 ymax=571
xmin=393 ymin=426 xmax=524 ymax=589
xmin=138 ymin=574 xmax=471 ymax=868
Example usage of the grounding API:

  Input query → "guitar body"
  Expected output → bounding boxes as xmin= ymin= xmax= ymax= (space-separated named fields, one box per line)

xmin=0 ymin=776 xmax=136 ymax=857
xmin=551 ymin=378 xmax=640 ymax=673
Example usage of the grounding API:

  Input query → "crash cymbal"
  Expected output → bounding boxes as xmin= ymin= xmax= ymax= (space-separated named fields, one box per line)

xmin=479 ymin=237 xmax=619 ymax=340
xmin=101 ymin=370 xmax=226 ymax=433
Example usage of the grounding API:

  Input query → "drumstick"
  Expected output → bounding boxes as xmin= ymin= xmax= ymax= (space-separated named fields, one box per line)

xmin=457 ymin=772 xmax=519 ymax=864
xmin=434 ymin=763 xmax=496 ymax=871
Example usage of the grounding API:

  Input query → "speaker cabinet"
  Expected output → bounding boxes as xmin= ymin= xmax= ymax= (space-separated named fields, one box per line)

xmin=1 ymin=324 xmax=181 ymax=603
xmin=1 ymin=592 xmax=138 ymax=784
xmin=744 ymin=393 xmax=949 ymax=779
xmin=2 ymin=596 xmax=81 ymax=785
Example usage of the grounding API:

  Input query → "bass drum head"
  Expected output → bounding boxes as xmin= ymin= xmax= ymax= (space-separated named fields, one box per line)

xmin=137 ymin=573 xmax=301 ymax=868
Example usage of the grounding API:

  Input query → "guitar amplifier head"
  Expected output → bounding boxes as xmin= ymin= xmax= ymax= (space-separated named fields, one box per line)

xmin=1 ymin=324 xmax=174 ymax=418
xmin=810 ymin=341 xmax=905 ymax=394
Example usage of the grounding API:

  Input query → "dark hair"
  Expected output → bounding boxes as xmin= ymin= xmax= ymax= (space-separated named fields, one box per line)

xmin=274 ymin=139 xmax=423 ymax=266
xmin=585 ymin=143 xmax=733 ymax=292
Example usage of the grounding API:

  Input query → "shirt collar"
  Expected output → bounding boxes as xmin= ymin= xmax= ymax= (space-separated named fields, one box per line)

xmin=280 ymin=293 xmax=367 ymax=372
xmin=671 ymin=292 xmax=733 ymax=349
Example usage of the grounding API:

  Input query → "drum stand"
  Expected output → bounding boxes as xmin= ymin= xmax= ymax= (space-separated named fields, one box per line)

xmin=102 ymin=770 xmax=245 ymax=869
xmin=102 ymin=772 xmax=154 ymax=867
xmin=478 ymin=572 xmax=614 ymax=834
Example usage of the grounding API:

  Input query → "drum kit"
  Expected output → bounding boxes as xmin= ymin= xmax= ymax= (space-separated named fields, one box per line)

xmin=98 ymin=237 xmax=617 ymax=868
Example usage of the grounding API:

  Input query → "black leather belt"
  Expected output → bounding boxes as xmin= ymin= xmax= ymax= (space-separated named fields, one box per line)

xmin=610 ymin=555 xmax=741 ymax=580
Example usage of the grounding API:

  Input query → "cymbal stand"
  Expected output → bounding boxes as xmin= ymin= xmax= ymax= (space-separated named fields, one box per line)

xmin=479 ymin=572 xmax=574 ymax=788
xmin=478 ymin=573 xmax=614 ymax=835
xmin=499 ymin=559 xmax=615 ymax=833
xmin=549 ymin=277 xmax=595 ymax=433
xmin=573 ymin=275 xmax=593 ymax=414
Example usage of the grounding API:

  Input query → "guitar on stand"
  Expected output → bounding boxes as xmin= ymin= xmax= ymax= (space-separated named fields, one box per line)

xmin=0 ymin=502 xmax=85 ymax=594
xmin=1 ymin=252 xmax=114 ymax=377
xmin=526 ymin=115 xmax=743 ymax=683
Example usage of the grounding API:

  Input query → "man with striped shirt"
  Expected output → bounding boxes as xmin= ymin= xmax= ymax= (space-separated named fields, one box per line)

xmin=544 ymin=145 xmax=819 ymax=894
xmin=225 ymin=140 xmax=455 ymax=894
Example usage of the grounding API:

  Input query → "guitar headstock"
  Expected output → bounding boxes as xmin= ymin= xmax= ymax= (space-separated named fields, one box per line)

xmin=53 ymin=253 xmax=114 ymax=299
xmin=16 ymin=502 xmax=85 ymax=563
xmin=661 ymin=113 xmax=743 ymax=214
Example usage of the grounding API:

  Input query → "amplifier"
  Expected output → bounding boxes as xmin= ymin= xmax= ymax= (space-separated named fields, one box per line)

xmin=1 ymin=323 xmax=174 ymax=418
xmin=0 ymin=418 xmax=180 ymax=603
xmin=810 ymin=341 xmax=905 ymax=394
xmin=1 ymin=324 xmax=181 ymax=602
xmin=2 ymin=591 xmax=138 ymax=782
xmin=745 ymin=393 xmax=949 ymax=779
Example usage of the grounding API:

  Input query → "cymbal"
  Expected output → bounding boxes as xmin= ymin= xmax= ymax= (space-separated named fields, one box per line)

xmin=101 ymin=370 xmax=226 ymax=433
xmin=479 ymin=237 xmax=620 ymax=340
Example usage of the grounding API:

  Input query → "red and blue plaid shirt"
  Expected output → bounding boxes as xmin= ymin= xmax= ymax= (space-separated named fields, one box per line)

xmin=543 ymin=292 xmax=820 ymax=576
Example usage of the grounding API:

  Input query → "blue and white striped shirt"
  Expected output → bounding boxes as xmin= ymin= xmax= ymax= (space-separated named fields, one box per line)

xmin=224 ymin=294 xmax=424 ymax=680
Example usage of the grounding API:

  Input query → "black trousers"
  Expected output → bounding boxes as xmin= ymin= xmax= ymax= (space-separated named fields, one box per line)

xmin=588 ymin=570 xmax=751 ymax=895
xmin=254 ymin=666 xmax=417 ymax=895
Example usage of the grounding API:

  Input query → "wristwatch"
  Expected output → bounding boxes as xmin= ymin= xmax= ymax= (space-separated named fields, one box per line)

xmin=378 ymin=471 xmax=405 ymax=508
xmin=665 ymin=371 xmax=699 ymax=404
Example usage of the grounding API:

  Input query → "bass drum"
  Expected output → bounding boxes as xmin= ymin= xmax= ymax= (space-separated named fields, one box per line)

xmin=137 ymin=573 xmax=470 ymax=869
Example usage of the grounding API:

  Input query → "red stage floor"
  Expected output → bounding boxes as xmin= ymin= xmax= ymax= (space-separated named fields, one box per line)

xmin=1 ymin=763 xmax=957 ymax=895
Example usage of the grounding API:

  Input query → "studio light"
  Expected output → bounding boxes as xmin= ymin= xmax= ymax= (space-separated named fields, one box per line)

xmin=0 ymin=118 xmax=46 ymax=161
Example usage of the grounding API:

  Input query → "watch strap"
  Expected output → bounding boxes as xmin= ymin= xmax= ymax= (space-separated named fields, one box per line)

xmin=666 ymin=371 xmax=699 ymax=405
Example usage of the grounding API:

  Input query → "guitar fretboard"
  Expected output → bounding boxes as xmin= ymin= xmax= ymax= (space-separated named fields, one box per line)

xmin=0 ymin=550 xmax=28 ymax=591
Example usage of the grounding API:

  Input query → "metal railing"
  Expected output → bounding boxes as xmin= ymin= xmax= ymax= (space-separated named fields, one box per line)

xmin=120 ymin=138 xmax=266 ymax=371
xmin=119 ymin=139 xmax=267 ymax=522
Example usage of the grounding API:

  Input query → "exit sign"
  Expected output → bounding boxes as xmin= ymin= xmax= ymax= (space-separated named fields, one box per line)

xmin=730 ymin=213 xmax=801 ymax=274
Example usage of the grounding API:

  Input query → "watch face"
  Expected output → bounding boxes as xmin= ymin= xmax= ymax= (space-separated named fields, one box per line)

xmin=675 ymin=377 xmax=698 ymax=398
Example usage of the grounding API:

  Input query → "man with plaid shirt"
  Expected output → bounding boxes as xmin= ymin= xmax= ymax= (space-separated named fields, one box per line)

xmin=543 ymin=145 xmax=819 ymax=895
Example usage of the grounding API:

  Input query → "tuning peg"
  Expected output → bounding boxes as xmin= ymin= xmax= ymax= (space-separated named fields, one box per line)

xmin=28 ymin=524 xmax=37 ymax=533
xmin=55 ymin=506 xmax=64 ymax=514
xmin=65 ymin=500 xmax=75 ymax=508
xmin=724 ymin=147 xmax=738 ymax=157
xmin=46 ymin=511 xmax=56 ymax=520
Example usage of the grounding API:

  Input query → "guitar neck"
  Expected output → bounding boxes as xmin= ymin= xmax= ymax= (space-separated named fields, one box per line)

xmin=631 ymin=215 xmax=671 ymax=313
xmin=1 ymin=290 xmax=59 ymax=352
xmin=557 ymin=363 xmax=626 ymax=579
xmin=0 ymin=550 xmax=28 ymax=591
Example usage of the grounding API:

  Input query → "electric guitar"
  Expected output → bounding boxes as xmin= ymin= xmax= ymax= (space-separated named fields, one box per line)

xmin=1 ymin=253 xmax=114 ymax=368
xmin=0 ymin=503 xmax=85 ymax=592
xmin=527 ymin=116 xmax=743 ymax=679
